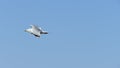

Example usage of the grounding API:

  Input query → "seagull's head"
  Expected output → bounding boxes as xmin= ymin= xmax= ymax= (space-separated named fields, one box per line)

xmin=24 ymin=28 xmax=32 ymax=33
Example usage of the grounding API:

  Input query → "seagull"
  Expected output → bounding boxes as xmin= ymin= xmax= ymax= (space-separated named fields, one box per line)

xmin=25 ymin=25 xmax=48 ymax=37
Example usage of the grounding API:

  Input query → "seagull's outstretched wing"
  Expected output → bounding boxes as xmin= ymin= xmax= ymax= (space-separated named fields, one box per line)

xmin=30 ymin=25 xmax=41 ymax=31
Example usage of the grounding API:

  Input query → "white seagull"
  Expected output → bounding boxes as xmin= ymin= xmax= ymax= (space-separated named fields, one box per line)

xmin=25 ymin=25 xmax=48 ymax=37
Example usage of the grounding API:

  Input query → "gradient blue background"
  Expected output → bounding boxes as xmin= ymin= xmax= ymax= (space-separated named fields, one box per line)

xmin=0 ymin=0 xmax=120 ymax=68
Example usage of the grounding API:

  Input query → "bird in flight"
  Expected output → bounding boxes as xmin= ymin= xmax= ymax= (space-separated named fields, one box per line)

xmin=25 ymin=25 xmax=48 ymax=38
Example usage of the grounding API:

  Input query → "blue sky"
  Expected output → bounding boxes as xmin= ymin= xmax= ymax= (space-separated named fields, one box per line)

xmin=0 ymin=0 xmax=120 ymax=68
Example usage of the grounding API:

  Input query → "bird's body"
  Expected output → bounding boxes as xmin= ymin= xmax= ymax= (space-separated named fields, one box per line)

xmin=25 ymin=25 xmax=48 ymax=37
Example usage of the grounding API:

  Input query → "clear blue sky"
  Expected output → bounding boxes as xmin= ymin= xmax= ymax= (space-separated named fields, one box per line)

xmin=0 ymin=0 xmax=120 ymax=68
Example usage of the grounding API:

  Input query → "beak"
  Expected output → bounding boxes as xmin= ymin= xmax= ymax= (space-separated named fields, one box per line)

xmin=24 ymin=30 xmax=27 ymax=32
